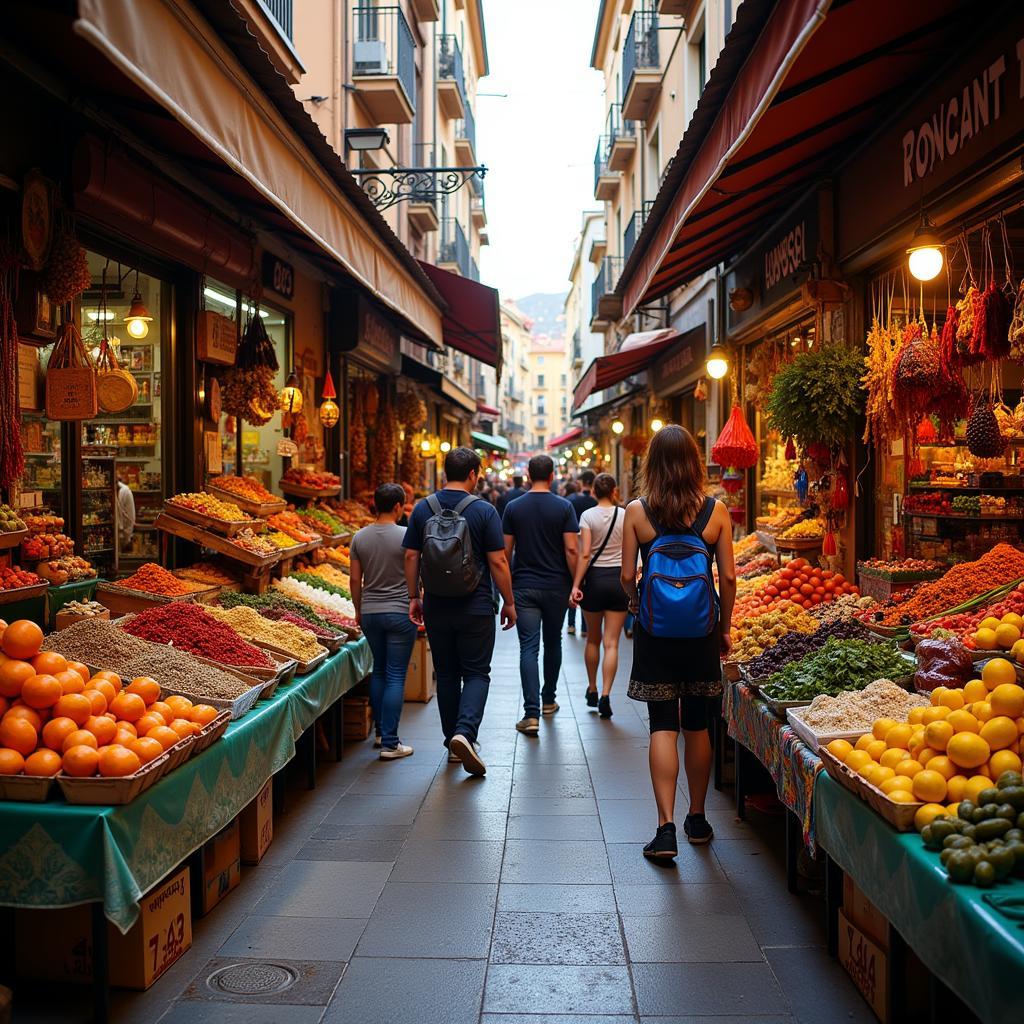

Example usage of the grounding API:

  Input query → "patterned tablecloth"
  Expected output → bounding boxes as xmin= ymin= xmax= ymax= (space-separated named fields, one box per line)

xmin=0 ymin=638 xmax=372 ymax=932
xmin=723 ymin=681 xmax=823 ymax=852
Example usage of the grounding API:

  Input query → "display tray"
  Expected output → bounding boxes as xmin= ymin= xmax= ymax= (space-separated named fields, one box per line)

xmin=819 ymin=746 xmax=923 ymax=831
xmin=0 ymin=773 xmax=56 ymax=802
xmin=54 ymin=608 xmax=110 ymax=632
xmin=57 ymin=751 xmax=169 ymax=806
xmin=786 ymin=707 xmax=864 ymax=755
xmin=191 ymin=709 xmax=231 ymax=756
xmin=162 ymin=499 xmax=264 ymax=537
xmin=154 ymin=513 xmax=282 ymax=570
xmin=774 ymin=536 xmax=825 ymax=549
xmin=250 ymin=638 xmax=329 ymax=675
xmin=0 ymin=581 xmax=48 ymax=605
xmin=856 ymin=564 xmax=946 ymax=583
xmin=159 ymin=677 xmax=265 ymax=720
xmin=0 ymin=528 xmax=28 ymax=550
xmin=723 ymin=660 xmax=742 ymax=683
xmin=95 ymin=581 xmax=218 ymax=616
xmin=162 ymin=734 xmax=195 ymax=773
xmin=761 ymin=692 xmax=812 ymax=717
xmin=206 ymin=485 xmax=287 ymax=518
xmin=317 ymin=532 xmax=350 ymax=549
xmin=280 ymin=481 xmax=342 ymax=499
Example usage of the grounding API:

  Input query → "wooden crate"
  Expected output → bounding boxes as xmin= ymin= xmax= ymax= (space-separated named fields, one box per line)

xmin=343 ymin=696 xmax=372 ymax=740
xmin=162 ymin=500 xmax=263 ymax=537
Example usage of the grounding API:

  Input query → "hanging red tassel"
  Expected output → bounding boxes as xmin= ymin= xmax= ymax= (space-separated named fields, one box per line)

xmin=916 ymin=417 xmax=938 ymax=443
xmin=784 ymin=436 xmax=796 ymax=460
xmin=822 ymin=531 xmax=838 ymax=556
xmin=831 ymin=469 xmax=850 ymax=511
xmin=711 ymin=405 xmax=758 ymax=469
xmin=321 ymin=368 xmax=337 ymax=400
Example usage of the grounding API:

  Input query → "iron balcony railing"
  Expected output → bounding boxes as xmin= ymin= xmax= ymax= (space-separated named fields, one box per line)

xmin=455 ymin=103 xmax=476 ymax=154
xmin=263 ymin=0 xmax=293 ymax=40
xmin=606 ymin=103 xmax=636 ymax=145
xmin=506 ymin=384 xmax=525 ymax=402
xmin=438 ymin=34 xmax=466 ymax=106
xmin=622 ymin=8 xmax=660 ymax=104
xmin=572 ymin=328 xmax=582 ymax=364
xmin=594 ymin=135 xmax=612 ymax=191
xmin=405 ymin=141 xmax=437 ymax=203
xmin=591 ymin=256 xmax=623 ymax=317
xmin=504 ymin=420 xmax=526 ymax=434
xmin=353 ymin=6 xmax=416 ymax=111
xmin=440 ymin=217 xmax=470 ymax=277
xmin=623 ymin=200 xmax=655 ymax=260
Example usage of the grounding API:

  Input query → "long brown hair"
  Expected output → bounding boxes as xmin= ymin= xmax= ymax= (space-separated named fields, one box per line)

xmin=640 ymin=424 xmax=707 ymax=530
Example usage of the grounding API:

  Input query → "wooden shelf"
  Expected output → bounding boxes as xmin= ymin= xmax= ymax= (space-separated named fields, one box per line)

xmin=154 ymin=512 xmax=280 ymax=570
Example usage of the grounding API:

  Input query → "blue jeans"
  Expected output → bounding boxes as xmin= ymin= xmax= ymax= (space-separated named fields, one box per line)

xmin=515 ymin=588 xmax=569 ymax=718
xmin=361 ymin=612 xmax=418 ymax=748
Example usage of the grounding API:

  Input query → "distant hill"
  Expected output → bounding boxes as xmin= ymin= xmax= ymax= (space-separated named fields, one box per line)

xmin=516 ymin=292 xmax=568 ymax=340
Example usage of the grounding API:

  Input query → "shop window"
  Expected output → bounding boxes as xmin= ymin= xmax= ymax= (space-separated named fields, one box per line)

xmin=19 ymin=342 xmax=63 ymax=518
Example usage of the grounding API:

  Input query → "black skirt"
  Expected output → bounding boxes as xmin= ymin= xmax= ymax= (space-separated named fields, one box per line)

xmin=580 ymin=566 xmax=629 ymax=613
xmin=627 ymin=619 xmax=724 ymax=702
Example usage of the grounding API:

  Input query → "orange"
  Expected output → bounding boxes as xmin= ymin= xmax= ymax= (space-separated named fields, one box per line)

xmin=0 ymin=658 xmax=34 ymax=699
xmin=149 ymin=701 xmax=174 ymax=725
xmin=865 ymin=739 xmax=887 ymax=762
xmin=990 ymin=683 xmax=1024 ymax=719
xmin=983 ymin=657 xmax=1017 ymax=690
xmin=880 ymin=747 xmax=910 ymax=770
xmin=97 ymin=745 xmax=141 ymax=778
xmin=146 ymin=725 xmax=180 ymax=751
xmin=914 ymin=803 xmax=949 ymax=831
xmin=922 ymin=706 xmax=952 ymax=724
xmin=974 ymin=702 xmax=995 ymax=723
xmin=947 ymin=709 xmax=980 ymax=734
xmin=31 ymin=651 xmax=66 ymax=676
xmin=129 ymin=737 xmax=164 ymax=764
xmin=42 ymin=716 xmax=79 ymax=751
xmin=872 ymin=718 xmax=898 ymax=741
xmin=0 ymin=748 xmax=25 ymax=774
xmin=912 ymin=769 xmax=948 ymax=803
xmin=907 ymin=707 xmax=927 ymax=725
xmin=113 ymin=726 xmax=137 ymax=746
xmin=885 ymin=723 xmax=914 ymax=750
xmin=946 ymin=775 xmax=969 ymax=802
xmin=61 ymin=729 xmax=98 ymax=753
xmin=62 ymin=745 xmax=99 ymax=777
xmin=1 ymin=620 xmax=44 ymax=660
xmin=873 ymin=766 xmax=896 ymax=784
xmin=947 ymin=732 xmax=991 ymax=769
xmin=190 ymin=704 xmax=219 ymax=726
xmin=895 ymin=759 xmax=924 ymax=778
xmin=83 ymin=715 xmax=117 ymax=746
xmin=925 ymin=755 xmax=957 ymax=780
xmin=980 ymin=716 xmax=1018 ymax=751
xmin=937 ymin=688 xmax=966 ymax=711
xmin=169 ymin=718 xmax=196 ymax=740
xmin=4 ymin=705 xmax=42 ymax=732
xmin=854 ymin=734 xmax=874 ymax=751
xmin=164 ymin=695 xmax=194 ymax=717
xmin=24 ymin=748 xmax=61 ymax=777
xmin=90 ymin=679 xmax=116 ymax=706
xmin=963 ymin=679 xmax=989 ymax=703
xmin=887 ymin=790 xmax=917 ymax=804
xmin=20 ymin=674 xmax=61 ymax=710
xmin=53 ymin=693 xmax=93 ymax=726
xmin=917 ymin=747 xmax=939 ymax=766
xmin=91 ymin=671 xmax=122 ymax=692
xmin=924 ymin=721 xmax=954 ymax=751
xmin=54 ymin=669 xmax=86 ymax=695
xmin=82 ymin=689 xmax=108 ymax=716
xmin=930 ymin=687 xmax=949 ymax=706
xmin=66 ymin=661 xmax=91 ymax=685
xmin=127 ymin=677 xmax=160 ymax=706
xmin=134 ymin=713 xmax=165 ymax=737
xmin=990 ymin=749 xmax=1023 ymax=776
xmin=0 ymin=716 xmax=36 ymax=756
xmin=110 ymin=693 xmax=145 ymax=722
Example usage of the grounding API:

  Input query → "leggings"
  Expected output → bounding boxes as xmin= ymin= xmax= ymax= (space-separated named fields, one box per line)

xmin=647 ymin=696 xmax=709 ymax=733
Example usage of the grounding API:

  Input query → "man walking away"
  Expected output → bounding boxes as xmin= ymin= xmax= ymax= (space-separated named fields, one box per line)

xmin=404 ymin=447 xmax=516 ymax=775
xmin=502 ymin=454 xmax=579 ymax=734
xmin=496 ymin=475 xmax=526 ymax=514
xmin=351 ymin=483 xmax=418 ymax=760
xmin=565 ymin=472 xmax=596 ymax=638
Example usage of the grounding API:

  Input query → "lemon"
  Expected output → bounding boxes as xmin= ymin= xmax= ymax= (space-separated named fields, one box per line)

xmin=979 ymin=716 xmax=1018 ymax=751
xmin=946 ymin=801 xmax=961 ymax=817
xmin=858 ymin=762 xmax=882 ymax=783
xmin=964 ymin=775 xmax=992 ymax=801
xmin=975 ymin=628 xmax=999 ymax=651
xmin=926 ymin=755 xmax=957 ymax=781
xmin=947 ymin=709 xmax=980 ymax=734
xmin=922 ymin=706 xmax=952 ymax=724
xmin=888 ymin=790 xmax=917 ymax=804
xmin=930 ymin=686 xmax=948 ymax=706
xmin=844 ymin=749 xmax=872 ymax=771
xmin=989 ymin=749 xmax=1023 ymax=777
xmin=946 ymin=775 xmax=968 ymax=802
xmin=873 ymin=765 xmax=896 ymax=784
xmin=880 ymin=747 xmax=910 ymax=769
xmin=826 ymin=739 xmax=853 ymax=760
xmin=1002 ymin=613 xmax=1024 ymax=629
xmin=947 ymin=732 xmax=991 ymax=769
xmin=990 ymin=683 xmax=1024 ymax=719
xmin=914 ymin=803 xmax=949 ymax=831
xmin=925 ymin=720 xmax=954 ymax=751
xmin=974 ymin=702 xmax=995 ymax=723
xmin=885 ymin=723 xmax=914 ymax=750
xmin=996 ymin=624 xmax=1021 ymax=649
xmin=963 ymin=679 xmax=989 ymax=703
xmin=855 ymin=733 xmax=874 ymax=751
xmin=1014 ymin=640 xmax=1024 ymax=663
xmin=980 ymin=616 xmax=1002 ymax=631
xmin=918 ymin=747 xmax=940 ymax=766
xmin=907 ymin=706 xmax=926 ymax=725
xmin=983 ymin=657 xmax=1017 ymax=689
xmin=865 ymin=739 xmax=887 ymax=762
xmin=937 ymin=689 xmax=965 ymax=711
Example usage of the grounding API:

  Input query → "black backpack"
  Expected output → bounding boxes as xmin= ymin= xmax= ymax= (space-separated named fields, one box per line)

xmin=419 ymin=493 xmax=483 ymax=596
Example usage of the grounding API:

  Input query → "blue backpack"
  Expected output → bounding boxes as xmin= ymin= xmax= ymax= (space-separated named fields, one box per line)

xmin=637 ymin=497 xmax=719 ymax=638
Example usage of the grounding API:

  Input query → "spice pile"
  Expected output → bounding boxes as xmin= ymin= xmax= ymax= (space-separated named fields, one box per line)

xmin=168 ymin=492 xmax=254 ymax=522
xmin=218 ymin=590 xmax=351 ymax=633
xmin=209 ymin=475 xmax=277 ymax=503
xmin=120 ymin=603 xmax=275 ymax=669
xmin=117 ymin=563 xmax=208 ymax=596
xmin=267 ymin=511 xmax=320 ymax=543
xmin=281 ymin=468 xmax=340 ymax=489
xmin=763 ymin=638 xmax=913 ymax=702
xmin=731 ymin=606 xmax=818 ymax=662
xmin=809 ymin=593 xmax=875 ymax=625
xmin=231 ymin=529 xmax=278 ymax=556
xmin=22 ymin=532 xmax=75 ymax=560
xmin=295 ymin=507 xmax=345 ymax=536
xmin=205 ymin=604 xmax=326 ymax=662
xmin=60 ymin=599 xmax=107 ymax=618
xmin=174 ymin=562 xmax=239 ymax=587
xmin=273 ymin=575 xmax=356 ymax=619
xmin=294 ymin=563 xmax=351 ymax=594
xmin=263 ymin=530 xmax=303 ymax=551
xmin=794 ymin=680 xmax=929 ymax=734
xmin=780 ymin=519 xmax=825 ymax=540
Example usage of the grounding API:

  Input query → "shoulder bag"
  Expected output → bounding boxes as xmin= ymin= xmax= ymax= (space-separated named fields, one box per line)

xmin=580 ymin=506 xmax=619 ymax=592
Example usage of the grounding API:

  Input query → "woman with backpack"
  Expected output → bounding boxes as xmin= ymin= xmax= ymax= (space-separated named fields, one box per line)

xmin=569 ymin=472 xmax=627 ymax=718
xmin=620 ymin=425 xmax=736 ymax=857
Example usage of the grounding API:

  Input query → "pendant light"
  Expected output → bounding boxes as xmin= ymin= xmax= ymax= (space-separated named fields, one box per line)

xmin=705 ymin=343 xmax=730 ymax=380
xmin=123 ymin=270 xmax=153 ymax=339
xmin=318 ymin=368 xmax=340 ymax=427
xmin=907 ymin=213 xmax=944 ymax=282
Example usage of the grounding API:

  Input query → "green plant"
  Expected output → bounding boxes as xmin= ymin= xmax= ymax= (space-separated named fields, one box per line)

xmin=765 ymin=345 xmax=865 ymax=449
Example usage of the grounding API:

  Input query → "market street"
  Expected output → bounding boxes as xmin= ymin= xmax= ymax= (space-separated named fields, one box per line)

xmin=74 ymin=625 xmax=876 ymax=1024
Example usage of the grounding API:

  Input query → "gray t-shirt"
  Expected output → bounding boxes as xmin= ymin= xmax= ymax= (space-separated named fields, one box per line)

xmin=350 ymin=523 xmax=409 ymax=615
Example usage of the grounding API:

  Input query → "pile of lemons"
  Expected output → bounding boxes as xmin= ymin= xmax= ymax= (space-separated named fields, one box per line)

xmin=826 ymin=657 xmax=1024 ymax=831
xmin=972 ymin=611 xmax=1024 ymax=654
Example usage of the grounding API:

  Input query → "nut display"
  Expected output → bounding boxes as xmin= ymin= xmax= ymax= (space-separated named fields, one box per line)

xmin=205 ymin=604 xmax=326 ymax=662
xmin=209 ymin=474 xmax=277 ymax=503
xmin=35 ymin=556 xmax=96 ymax=585
xmin=230 ymin=528 xmax=278 ymax=556
xmin=0 ymin=504 xmax=26 ymax=533
xmin=168 ymin=492 xmax=254 ymax=522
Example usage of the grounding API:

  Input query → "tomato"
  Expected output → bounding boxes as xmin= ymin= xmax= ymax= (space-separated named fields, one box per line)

xmin=765 ymin=585 xmax=779 ymax=597
xmin=780 ymin=568 xmax=795 ymax=581
xmin=799 ymin=583 xmax=814 ymax=596
xmin=821 ymin=569 xmax=834 ymax=580
xmin=811 ymin=593 xmax=822 ymax=603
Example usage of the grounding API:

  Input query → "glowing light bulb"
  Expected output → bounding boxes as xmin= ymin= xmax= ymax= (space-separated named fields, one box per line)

xmin=651 ymin=418 xmax=664 ymax=433
xmin=611 ymin=420 xmax=624 ymax=434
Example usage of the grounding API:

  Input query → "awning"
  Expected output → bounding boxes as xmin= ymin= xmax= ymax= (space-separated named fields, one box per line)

xmin=573 ymin=386 xmax=646 ymax=422
xmin=546 ymin=427 xmax=583 ymax=450
xmin=620 ymin=0 xmax=980 ymax=315
xmin=471 ymin=430 xmax=509 ymax=453
xmin=573 ymin=329 xmax=680 ymax=410
xmin=70 ymin=0 xmax=444 ymax=346
xmin=476 ymin=402 xmax=501 ymax=417
xmin=418 ymin=262 xmax=503 ymax=374
xmin=438 ymin=377 xmax=477 ymax=416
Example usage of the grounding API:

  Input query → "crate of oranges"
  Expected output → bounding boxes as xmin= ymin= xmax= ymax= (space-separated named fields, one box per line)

xmin=820 ymin=656 xmax=1024 ymax=831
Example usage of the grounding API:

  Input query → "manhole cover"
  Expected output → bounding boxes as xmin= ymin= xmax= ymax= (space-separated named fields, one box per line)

xmin=207 ymin=962 xmax=299 ymax=995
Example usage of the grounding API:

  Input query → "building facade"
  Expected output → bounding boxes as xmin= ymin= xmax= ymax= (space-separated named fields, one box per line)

xmin=498 ymin=302 xmax=532 ymax=458
xmin=528 ymin=335 xmax=571 ymax=451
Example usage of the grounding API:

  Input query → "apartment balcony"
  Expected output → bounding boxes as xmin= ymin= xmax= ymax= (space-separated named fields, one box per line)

xmin=590 ymin=256 xmax=623 ymax=326
xmin=263 ymin=0 xmax=293 ymax=39
xmin=470 ymin=175 xmax=486 ymax=228
xmin=410 ymin=0 xmax=441 ymax=22
xmin=352 ymin=6 xmax=416 ymax=125
xmin=439 ymin=217 xmax=470 ymax=277
xmin=506 ymin=384 xmax=525 ymax=403
xmin=658 ymin=0 xmax=688 ymax=14
xmin=589 ymin=235 xmax=607 ymax=264
xmin=406 ymin=142 xmax=439 ymax=234
xmin=572 ymin=328 xmax=582 ymax=368
xmin=437 ymin=35 xmax=467 ymax=120
xmin=454 ymin=105 xmax=476 ymax=165
xmin=623 ymin=200 xmax=654 ymax=260
xmin=622 ymin=9 xmax=660 ymax=121
xmin=593 ymin=136 xmax=618 ymax=201
xmin=606 ymin=103 xmax=637 ymax=171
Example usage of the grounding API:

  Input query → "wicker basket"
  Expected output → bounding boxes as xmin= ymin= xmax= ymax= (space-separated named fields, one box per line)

xmin=57 ymin=751 xmax=168 ymax=805
xmin=819 ymin=747 xmax=922 ymax=831
xmin=95 ymin=339 xmax=138 ymax=413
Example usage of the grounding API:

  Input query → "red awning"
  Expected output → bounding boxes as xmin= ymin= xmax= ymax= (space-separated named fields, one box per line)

xmin=621 ymin=0 xmax=979 ymax=315
xmin=546 ymin=427 xmax=583 ymax=450
xmin=476 ymin=402 xmax=501 ymax=417
xmin=573 ymin=329 xmax=680 ymax=410
xmin=418 ymin=261 xmax=502 ymax=373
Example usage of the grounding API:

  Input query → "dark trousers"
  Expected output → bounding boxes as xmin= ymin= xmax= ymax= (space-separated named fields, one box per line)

xmin=424 ymin=607 xmax=495 ymax=745
xmin=514 ymin=587 xmax=569 ymax=717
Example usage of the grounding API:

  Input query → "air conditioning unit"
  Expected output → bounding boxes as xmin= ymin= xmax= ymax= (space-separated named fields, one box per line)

xmin=354 ymin=40 xmax=388 ymax=75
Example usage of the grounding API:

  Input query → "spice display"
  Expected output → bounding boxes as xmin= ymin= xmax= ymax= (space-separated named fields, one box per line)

xmin=267 ymin=511 xmax=320 ymax=542
xmin=731 ymin=558 xmax=859 ymax=624
xmin=0 ymin=566 xmax=43 ymax=591
xmin=281 ymin=468 xmax=341 ymax=490
xmin=22 ymin=533 xmax=75 ymax=560
xmin=123 ymin=647 xmax=254 ymax=700
xmin=34 ymin=556 xmax=96 ymax=584
xmin=857 ymin=558 xmax=947 ymax=581
xmin=273 ymin=575 xmax=356 ymax=618
xmin=732 ymin=606 xmax=819 ymax=662
xmin=168 ymin=492 xmax=254 ymax=522
xmin=174 ymin=562 xmax=239 ymax=587
xmin=745 ymin=617 xmax=878 ymax=677
xmin=733 ymin=534 xmax=765 ymax=563
xmin=259 ymin=607 xmax=343 ymax=641
xmin=780 ymin=519 xmax=825 ymax=540
xmin=222 ymin=306 xmax=280 ymax=426
xmin=290 ymin=570 xmax=350 ymax=600
xmin=209 ymin=474 xmax=277 ymax=503
xmin=296 ymin=507 xmax=345 ymax=535
xmin=763 ymin=638 xmax=913 ymax=702
xmin=230 ymin=528 xmax=278 ymax=556
xmin=297 ymin=563 xmax=351 ymax=590
xmin=325 ymin=499 xmax=375 ymax=529
xmin=796 ymin=680 xmax=929 ymax=733
xmin=737 ymin=553 xmax=777 ymax=579
xmin=59 ymin=599 xmax=107 ymax=618
xmin=218 ymin=590 xmax=352 ymax=632
xmin=204 ymin=605 xmax=326 ymax=662
xmin=262 ymin=530 xmax=303 ymax=550
xmin=809 ymin=593 xmax=876 ymax=625
xmin=120 ymin=602 xmax=274 ymax=668
xmin=117 ymin=563 xmax=208 ymax=596
xmin=42 ymin=618 xmax=152 ymax=666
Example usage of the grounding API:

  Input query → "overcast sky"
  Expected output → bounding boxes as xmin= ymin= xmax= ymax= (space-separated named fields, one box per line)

xmin=476 ymin=0 xmax=604 ymax=302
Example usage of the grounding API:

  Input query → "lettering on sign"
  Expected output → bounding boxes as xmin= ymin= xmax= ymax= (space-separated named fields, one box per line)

xmin=901 ymin=49 xmax=1015 ymax=186
xmin=764 ymin=222 xmax=805 ymax=292
xmin=262 ymin=252 xmax=295 ymax=300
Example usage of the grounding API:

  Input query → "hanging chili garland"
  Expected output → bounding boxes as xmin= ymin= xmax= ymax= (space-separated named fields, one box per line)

xmin=0 ymin=251 xmax=25 ymax=488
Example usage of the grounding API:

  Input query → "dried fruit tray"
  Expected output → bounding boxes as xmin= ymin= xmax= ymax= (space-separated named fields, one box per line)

xmin=206 ymin=485 xmax=287 ymax=518
xmin=154 ymin=513 xmax=281 ymax=570
xmin=0 ymin=773 xmax=56 ymax=802
xmin=250 ymin=638 xmax=329 ymax=675
xmin=819 ymin=747 xmax=921 ymax=831
xmin=785 ymin=707 xmax=863 ymax=755
xmin=0 ymin=581 xmax=48 ymax=606
xmin=58 ymin=751 xmax=169 ymax=806
xmin=0 ymin=528 xmax=28 ymax=550
xmin=279 ymin=481 xmax=342 ymax=499
xmin=163 ymin=499 xmax=264 ymax=537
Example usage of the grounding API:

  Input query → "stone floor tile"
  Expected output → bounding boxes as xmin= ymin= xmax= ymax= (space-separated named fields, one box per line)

xmin=501 ymin=839 xmax=611 ymax=884
xmin=319 ymin=792 xmax=424 ymax=826
xmin=490 ymin=911 xmax=626 ymax=964
xmin=613 ymin=882 xmax=742 ymax=917
xmin=497 ymin=883 xmax=617 ymax=913
xmin=506 ymin=814 xmax=603 ymax=840
xmin=632 ymin=962 xmax=790 ymax=1017
xmin=606 ymin=843 xmax=725 ymax=885
xmin=483 ymin=964 xmax=634 ymax=1015
xmin=307 ymin=822 xmax=411 ymax=843
xmin=638 ymin=1018 xmax=794 ymax=1024
xmin=482 ymin=1017 xmax=634 ymax=1024
xmin=218 ymin=915 xmax=368 ymax=962
xmin=295 ymin=838 xmax=404 ymax=862
xmin=508 ymin=795 xmax=598 ymax=816
xmin=410 ymin=809 xmax=510 ymax=840
xmin=157 ymin=1003 xmax=327 ymax=1024
xmin=621 ymin=912 xmax=763 ymax=962
xmin=389 ymin=838 xmax=505 ymax=882
xmin=765 ymin=945 xmax=877 ymax=1024
xmin=253 ymin=860 xmax=389 ymax=918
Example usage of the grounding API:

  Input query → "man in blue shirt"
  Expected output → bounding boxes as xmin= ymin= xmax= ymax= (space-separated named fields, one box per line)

xmin=502 ymin=454 xmax=579 ymax=734
xmin=404 ymin=447 xmax=515 ymax=776
xmin=496 ymin=475 xmax=526 ymax=514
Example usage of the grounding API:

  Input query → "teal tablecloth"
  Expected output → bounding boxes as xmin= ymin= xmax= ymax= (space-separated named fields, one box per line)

xmin=816 ymin=772 xmax=1024 ymax=1024
xmin=0 ymin=638 xmax=371 ymax=933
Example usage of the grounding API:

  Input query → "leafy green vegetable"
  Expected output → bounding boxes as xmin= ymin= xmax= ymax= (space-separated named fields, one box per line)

xmin=762 ymin=638 xmax=912 ymax=701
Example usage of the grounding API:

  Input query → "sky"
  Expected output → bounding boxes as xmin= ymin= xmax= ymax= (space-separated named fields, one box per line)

xmin=476 ymin=0 xmax=605 ymax=302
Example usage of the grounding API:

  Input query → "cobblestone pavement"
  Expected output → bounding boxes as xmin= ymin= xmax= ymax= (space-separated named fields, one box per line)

xmin=23 ymin=626 xmax=874 ymax=1023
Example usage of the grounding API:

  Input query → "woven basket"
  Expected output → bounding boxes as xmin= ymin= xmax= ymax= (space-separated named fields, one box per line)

xmin=96 ymin=338 xmax=138 ymax=413
xmin=46 ymin=321 xmax=98 ymax=420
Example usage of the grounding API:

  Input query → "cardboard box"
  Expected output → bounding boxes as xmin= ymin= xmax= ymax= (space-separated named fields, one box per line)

xmin=16 ymin=867 xmax=192 ymax=990
xmin=404 ymin=634 xmax=435 ymax=703
xmin=193 ymin=818 xmax=240 ymax=917
xmin=240 ymin=778 xmax=274 ymax=865
xmin=344 ymin=696 xmax=372 ymax=740
xmin=843 ymin=872 xmax=890 ymax=949
xmin=838 ymin=908 xmax=888 ymax=1022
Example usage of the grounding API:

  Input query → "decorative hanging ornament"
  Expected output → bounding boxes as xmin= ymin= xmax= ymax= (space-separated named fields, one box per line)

xmin=822 ymin=531 xmax=838 ymax=556
xmin=319 ymin=368 xmax=340 ymax=427
xmin=794 ymin=467 xmax=809 ymax=504
xmin=722 ymin=468 xmax=744 ymax=494
xmin=279 ymin=369 xmax=303 ymax=413
xmin=784 ymin=436 xmax=796 ymax=461
xmin=831 ymin=468 xmax=850 ymax=511
xmin=711 ymin=405 xmax=758 ymax=469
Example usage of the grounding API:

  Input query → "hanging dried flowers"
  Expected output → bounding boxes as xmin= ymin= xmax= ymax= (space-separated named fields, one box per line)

xmin=349 ymin=386 xmax=368 ymax=473
xmin=42 ymin=227 xmax=91 ymax=306
xmin=222 ymin=302 xmax=280 ymax=425
xmin=400 ymin=432 xmax=421 ymax=487
xmin=372 ymin=401 xmax=398 ymax=486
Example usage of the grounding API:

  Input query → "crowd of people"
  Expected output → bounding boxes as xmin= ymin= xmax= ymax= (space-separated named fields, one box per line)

xmin=347 ymin=425 xmax=735 ymax=859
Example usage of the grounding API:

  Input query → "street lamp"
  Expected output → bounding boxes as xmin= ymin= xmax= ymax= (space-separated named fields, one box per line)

xmin=345 ymin=128 xmax=390 ymax=152
xmin=907 ymin=213 xmax=944 ymax=282
xmin=705 ymin=344 xmax=730 ymax=380
xmin=650 ymin=418 xmax=664 ymax=433
xmin=611 ymin=420 xmax=624 ymax=434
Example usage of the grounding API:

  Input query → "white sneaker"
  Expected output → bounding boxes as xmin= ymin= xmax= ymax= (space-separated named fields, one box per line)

xmin=380 ymin=743 xmax=414 ymax=760
xmin=448 ymin=739 xmax=481 ymax=762
xmin=449 ymin=733 xmax=486 ymax=776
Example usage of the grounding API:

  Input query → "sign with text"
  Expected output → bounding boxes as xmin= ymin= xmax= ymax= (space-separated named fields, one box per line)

xmin=651 ymin=326 xmax=706 ymax=396
xmin=261 ymin=251 xmax=295 ymax=301
xmin=355 ymin=298 xmax=401 ymax=374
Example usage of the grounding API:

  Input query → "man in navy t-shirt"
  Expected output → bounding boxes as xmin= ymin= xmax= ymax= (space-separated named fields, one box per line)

xmin=502 ymin=454 xmax=579 ymax=734
xmin=404 ymin=447 xmax=515 ymax=776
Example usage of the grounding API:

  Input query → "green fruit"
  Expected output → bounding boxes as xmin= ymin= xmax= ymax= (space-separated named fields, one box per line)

xmin=943 ymin=834 xmax=975 ymax=850
xmin=989 ymin=846 xmax=1016 ymax=880
xmin=996 ymin=803 xmax=1018 ymax=822
xmin=959 ymin=801 xmax=976 ymax=821
xmin=961 ymin=823 xmax=978 ymax=841
xmin=946 ymin=851 xmax=974 ymax=883
xmin=940 ymin=848 xmax=958 ymax=867
xmin=973 ymin=860 xmax=996 ymax=887
xmin=997 ymin=771 xmax=1024 ymax=789
xmin=920 ymin=825 xmax=935 ymax=848
xmin=975 ymin=804 xmax=1001 ymax=823
xmin=999 ymin=786 xmax=1024 ymax=810
xmin=974 ymin=818 xmax=1013 ymax=841
xmin=979 ymin=787 xmax=1001 ymax=806
xmin=930 ymin=820 xmax=957 ymax=845
xmin=1018 ymin=811 xmax=1024 ymax=829
xmin=1004 ymin=829 xmax=1024 ymax=843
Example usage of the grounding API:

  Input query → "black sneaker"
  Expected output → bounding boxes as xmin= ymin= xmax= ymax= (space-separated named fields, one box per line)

xmin=598 ymin=695 xmax=612 ymax=718
xmin=683 ymin=813 xmax=714 ymax=845
xmin=643 ymin=823 xmax=678 ymax=860
xmin=585 ymin=688 xmax=598 ymax=708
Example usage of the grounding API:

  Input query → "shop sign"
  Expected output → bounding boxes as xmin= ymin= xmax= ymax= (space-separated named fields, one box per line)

xmin=197 ymin=310 xmax=237 ymax=365
xmin=262 ymin=252 xmax=294 ymax=301
xmin=650 ymin=326 xmax=705 ymax=396
xmin=355 ymin=299 xmax=401 ymax=374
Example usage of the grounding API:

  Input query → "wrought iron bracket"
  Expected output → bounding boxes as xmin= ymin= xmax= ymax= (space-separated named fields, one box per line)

xmin=350 ymin=165 xmax=487 ymax=211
